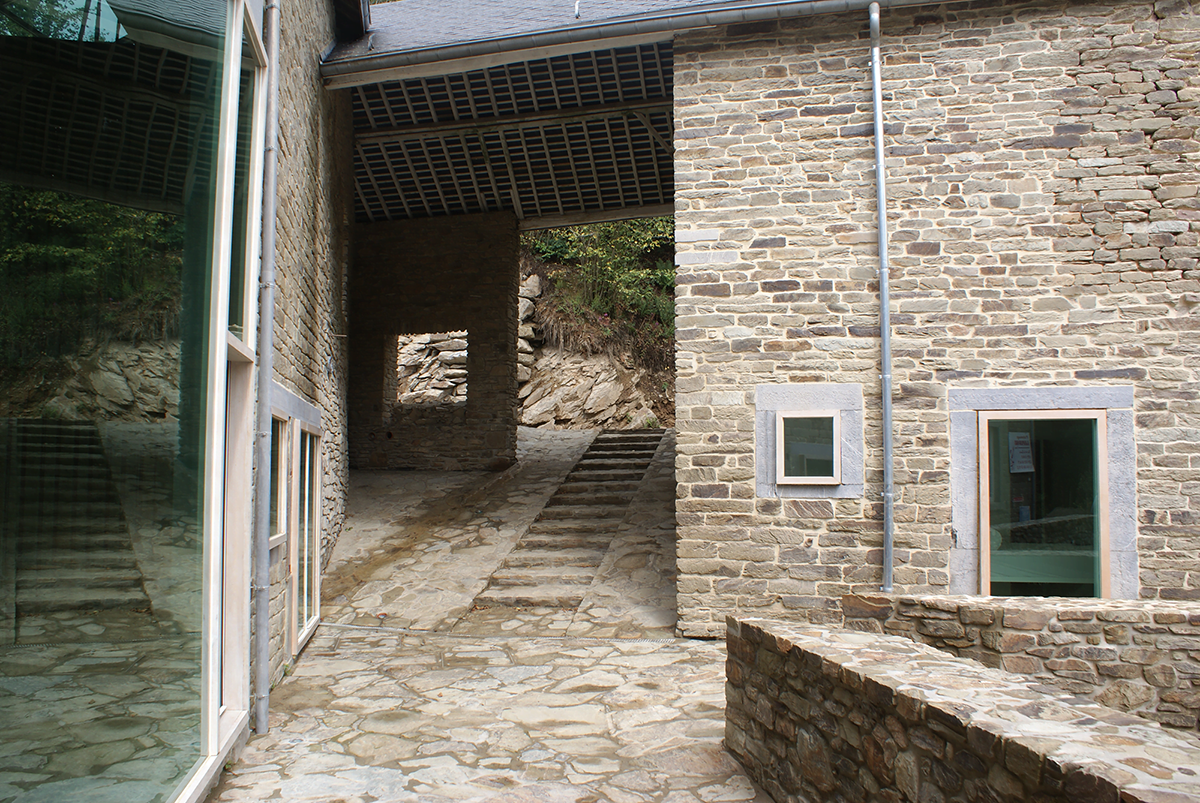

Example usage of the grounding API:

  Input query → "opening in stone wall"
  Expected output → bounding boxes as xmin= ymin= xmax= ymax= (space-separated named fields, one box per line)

xmin=396 ymin=332 xmax=468 ymax=407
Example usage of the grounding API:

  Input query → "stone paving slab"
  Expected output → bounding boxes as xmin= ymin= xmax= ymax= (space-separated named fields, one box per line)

xmin=209 ymin=427 xmax=766 ymax=802
xmin=324 ymin=428 xmax=596 ymax=632
xmin=211 ymin=627 xmax=764 ymax=802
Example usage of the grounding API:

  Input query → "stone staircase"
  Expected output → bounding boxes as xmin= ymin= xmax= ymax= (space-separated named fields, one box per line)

xmin=476 ymin=429 xmax=666 ymax=609
xmin=9 ymin=419 xmax=151 ymax=618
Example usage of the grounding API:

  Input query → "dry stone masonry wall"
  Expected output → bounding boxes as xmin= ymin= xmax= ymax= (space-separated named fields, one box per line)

xmin=673 ymin=0 xmax=1200 ymax=636
xmin=726 ymin=617 xmax=1200 ymax=803
xmin=267 ymin=0 xmax=353 ymax=683
xmin=515 ymin=272 xmax=663 ymax=431
xmin=844 ymin=593 xmax=1200 ymax=733
xmin=395 ymin=332 xmax=469 ymax=407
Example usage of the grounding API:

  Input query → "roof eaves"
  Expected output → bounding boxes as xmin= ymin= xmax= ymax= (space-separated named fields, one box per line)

xmin=321 ymin=0 xmax=938 ymax=88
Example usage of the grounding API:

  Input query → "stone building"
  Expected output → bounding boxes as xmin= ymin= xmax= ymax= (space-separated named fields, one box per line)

xmin=321 ymin=0 xmax=1198 ymax=634
xmin=670 ymin=0 xmax=1200 ymax=635
xmin=2 ymin=0 xmax=1198 ymax=800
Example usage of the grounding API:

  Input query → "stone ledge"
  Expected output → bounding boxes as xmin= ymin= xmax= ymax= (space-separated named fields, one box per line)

xmin=843 ymin=594 xmax=1200 ymax=733
xmin=727 ymin=616 xmax=1200 ymax=803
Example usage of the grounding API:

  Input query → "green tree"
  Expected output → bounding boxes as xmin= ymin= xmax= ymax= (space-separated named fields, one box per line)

xmin=526 ymin=217 xmax=674 ymax=332
xmin=523 ymin=217 xmax=675 ymax=372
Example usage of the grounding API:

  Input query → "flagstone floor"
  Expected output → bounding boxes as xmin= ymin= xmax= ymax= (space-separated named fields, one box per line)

xmin=207 ymin=427 xmax=768 ymax=803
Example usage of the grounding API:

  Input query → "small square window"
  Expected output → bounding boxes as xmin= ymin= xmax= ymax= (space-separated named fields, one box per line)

xmin=776 ymin=411 xmax=840 ymax=485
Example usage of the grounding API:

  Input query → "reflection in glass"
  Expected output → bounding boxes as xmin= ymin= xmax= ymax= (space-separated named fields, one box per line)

xmin=0 ymin=0 xmax=225 ymax=797
xmin=0 ymin=0 xmax=124 ymax=42
xmin=987 ymin=418 xmax=1100 ymax=597
xmin=777 ymin=413 xmax=839 ymax=484
xmin=228 ymin=59 xmax=257 ymax=338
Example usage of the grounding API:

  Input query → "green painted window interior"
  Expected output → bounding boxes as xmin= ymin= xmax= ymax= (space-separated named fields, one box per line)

xmin=782 ymin=416 xmax=836 ymax=479
xmin=0 ymin=0 xmax=227 ymax=797
xmin=987 ymin=418 xmax=1100 ymax=597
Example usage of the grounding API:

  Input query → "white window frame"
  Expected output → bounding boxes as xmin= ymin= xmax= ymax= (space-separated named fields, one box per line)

xmin=289 ymin=424 xmax=322 ymax=654
xmin=775 ymin=410 xmax=841 ymax=485
xmin=178 ymin=1 xmax=267 ymax=801
xmin=977 ymin=409 xmax=1110 ymax=598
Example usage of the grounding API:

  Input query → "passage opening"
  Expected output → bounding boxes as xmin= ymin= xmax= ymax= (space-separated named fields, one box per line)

xmin=396 ymin=331 xmax=467 ymax=407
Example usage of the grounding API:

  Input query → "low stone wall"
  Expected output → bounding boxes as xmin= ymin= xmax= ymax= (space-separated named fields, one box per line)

xmin=843 ymin=594 xmax=1200 ymax=733
xmin=726 ymin=617 xmax=1200 ymax=803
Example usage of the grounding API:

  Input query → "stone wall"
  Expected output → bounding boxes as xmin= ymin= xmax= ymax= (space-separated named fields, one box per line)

xmin=673 ymin=0 xmax=1200 ymax=636
xmin=726 ymin=616 xmax=1200 ymax=803
xmin=349 ymin=212 xmax=519 ymax=471
xmin=844 ymin=593 xmax=1200 ymax=732
xmin=266 ymin=0 xmax=353 ymax=682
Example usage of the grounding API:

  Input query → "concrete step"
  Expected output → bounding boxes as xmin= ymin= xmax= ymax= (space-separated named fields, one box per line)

xmin=562 ymin=469 xmax=646 ymax=483
xmin=18 ymin=568 xmax=144 ymax=590
xmin=14 ymin=464 xmax=112 ymax=479
xmin=16 ymin=513 xmax=127 ymax=532
xmin=17 ymin=587 xmax=150 ymax=614
xmin=503 ymin=549 xmax=605 ymax=569
xmin=18 ymin=549 xmax=139 ymax=571
xmin=19 ymin=451 xmax=106 ymax=466
xmin=526 ymin=519 xmax=614 ymax=533
xmin=17 ymin=483 xmax=119 ymax=501
xmin=573 ymin=448 xmax=652 ymax=460
xmin=489 ymin=565 xmax=596 ymax=587
xmin=17 ymin=533 xmax=133 ymax=552
xmin=536 ymin=506 xmax=624 ymax=522
xmin=544 ymin=493 xmax=634 ymax=507
xmin=555 ymin=481 xmax=640 ymax=495
xmin=520 ymin=531 xmax=614 ymax=550
xmin=594 ymin=429 xmax=665 ymax=439
xmin=584 ymin=443 xmax=661 ymax=454
xmin=573 ymin=456 xmax=657 ymax=470
xmin=18 ymin=502 xmax=124 ymax=519
xmin=474 ymin=586 xmax=585 ymax=608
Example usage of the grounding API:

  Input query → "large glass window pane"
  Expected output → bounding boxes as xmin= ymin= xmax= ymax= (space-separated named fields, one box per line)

xmin=0 ymin=0 xmax=226 ymax=798
xmin=985 ymin=417 xmax=1101 ymax=597
xmin=227 ymin=58 xmax=256 ymax=338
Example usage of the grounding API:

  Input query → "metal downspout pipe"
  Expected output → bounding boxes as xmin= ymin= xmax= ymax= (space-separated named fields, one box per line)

xmin=869 ymin=2 xmax=896 ymax=593
xmin=253 ymin=0 xmax=282 ymax=735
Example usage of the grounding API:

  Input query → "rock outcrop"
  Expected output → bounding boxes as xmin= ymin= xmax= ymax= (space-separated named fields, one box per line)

xmin=518 ymin=351 xmax=658 ymax=430
xmin=42 ymin=339 xmax=180 ymax=422
xmin=390 ymin=271 xmax=663 ymax=430
xmin=395 ymin=331 xmax=468 ymax=407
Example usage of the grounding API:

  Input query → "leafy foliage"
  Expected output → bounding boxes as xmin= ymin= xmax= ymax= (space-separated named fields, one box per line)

xmin=523 ymin=217 xmax=675 ymax=373
xmin=0 ymin=0 xmax=123 ymax=41
xmin=0 ymin=184 xmax=184 ymax=366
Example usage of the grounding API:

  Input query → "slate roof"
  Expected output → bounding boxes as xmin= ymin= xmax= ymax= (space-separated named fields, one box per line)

xmin=357 ymin=0 xmax=730 ymax=55
xmin=331 ymin=0 xmax=910 ymax=226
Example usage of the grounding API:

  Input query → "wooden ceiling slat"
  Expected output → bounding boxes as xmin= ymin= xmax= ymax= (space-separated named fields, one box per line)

xmin=350 ymin=41 xmax=674 ymax=225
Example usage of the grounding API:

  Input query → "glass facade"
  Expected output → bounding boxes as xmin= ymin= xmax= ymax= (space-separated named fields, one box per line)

xmin=985 ymin=417 xmax=1101 ymax=597
xmin=0 ymin=0 xmax=245 ymax=799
